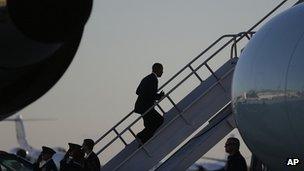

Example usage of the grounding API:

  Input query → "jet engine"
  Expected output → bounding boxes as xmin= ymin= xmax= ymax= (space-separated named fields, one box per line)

xmin=0 ymin=0 xmax=93 ymax=120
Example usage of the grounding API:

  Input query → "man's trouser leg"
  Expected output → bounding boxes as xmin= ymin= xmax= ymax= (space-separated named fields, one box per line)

xmin=140 ymin=109 xmax=163 ymax=143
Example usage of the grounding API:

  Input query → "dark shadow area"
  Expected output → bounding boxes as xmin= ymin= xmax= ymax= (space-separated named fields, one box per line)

xmin=0 ymin=0 xmax=93 ymax=121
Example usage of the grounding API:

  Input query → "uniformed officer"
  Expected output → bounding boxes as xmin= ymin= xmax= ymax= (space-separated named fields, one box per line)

xmin=60 ymin=143 xmax=82 ymax=171
xmin=82 ymin=139 xmax=100 ymax=171
xmin=34 ymin=146 xmax=57 ymax=171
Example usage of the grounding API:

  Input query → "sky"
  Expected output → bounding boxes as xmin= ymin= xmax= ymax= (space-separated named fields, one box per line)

xmin=0 ymin=0 xmax=297 ymax=166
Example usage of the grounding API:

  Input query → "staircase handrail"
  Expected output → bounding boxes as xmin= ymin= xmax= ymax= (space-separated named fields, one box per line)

xmin=95 ymin=32 xmax=251 ymax=156
xmin=94 ymin=0 xmax=290 ymax=160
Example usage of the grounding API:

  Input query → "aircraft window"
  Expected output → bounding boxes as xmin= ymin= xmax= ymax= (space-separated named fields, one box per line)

xmin=0 ymin=154 xmax=32 ymax=171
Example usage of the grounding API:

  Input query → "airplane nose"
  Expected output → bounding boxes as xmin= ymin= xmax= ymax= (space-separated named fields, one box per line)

xmin=7 ymin=0 xmax=93 ymax=43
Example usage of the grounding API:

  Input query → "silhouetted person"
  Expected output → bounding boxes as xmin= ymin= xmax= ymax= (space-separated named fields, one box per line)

xmin=34 ymin=146 xmax=58 ymax=171
xmin=60 ymin=143 xmax=84 ymax=171
xmin=69 ymin=147 xmax=85 ymax=171
xmin=225 ymin=137 xmax=247 ymax=171
xmin=15 ymin=148 xmax=32 ymax=167
xmin=60 ymin=143 xmax=85 ymax=171
xmin=82 ymin=139 xmax=100 ymax=171
xmin=16 ymin=148 xmax=27 ymax=158
xmin=135 ymin=63 xmax=165 ymax=144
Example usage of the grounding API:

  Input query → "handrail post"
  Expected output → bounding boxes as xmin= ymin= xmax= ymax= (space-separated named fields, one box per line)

xmin=166 ymin=95 xmax=181 ymax=112
xmin=165 ymin=95 xmax=192 ymax=125
xmin=188 ymin=65 xmax=204 ymax=83
xmin=96 ymin=135 xmax=121 ymax=155
xmin=128 ymin=128 xmax=137 ymax=139
xmin=234 ymin=38 xmax=238 ymax=58
xmin=205 ymin=63 xmax=219 ymax=81
xmin=205 ymin=63 xmax=226 ymax=92
xmin=113 ymin=129 xmax=128 ymax=146
xmin=156 ymin=104 xmax=166 ymax=114
xmin=94 ymin=111 xmax=134 ymax=145
xmin=230 ymin=36 xmax=237 ymax=59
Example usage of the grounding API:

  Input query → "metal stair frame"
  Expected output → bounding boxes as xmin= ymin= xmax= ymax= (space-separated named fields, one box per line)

xmin=93 ymin=0 xmax=294 ymax=170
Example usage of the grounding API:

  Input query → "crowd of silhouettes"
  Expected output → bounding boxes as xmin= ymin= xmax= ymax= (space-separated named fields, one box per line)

xmin=0 ymin=63 xmax=251 ymax=171
xmin=33 ymin=139 xmax=100 ymax=171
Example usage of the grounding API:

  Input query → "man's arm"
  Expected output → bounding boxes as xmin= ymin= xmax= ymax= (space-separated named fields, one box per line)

xmin=155 ymin=91 xmax=164 ymax=100
xmin=137 ymin=75 xmax=164 ymax=101
xmin=138 ymin=76 xmax=157 ymax=99
xmin=49 ymin=161 xmax=58 ymax=171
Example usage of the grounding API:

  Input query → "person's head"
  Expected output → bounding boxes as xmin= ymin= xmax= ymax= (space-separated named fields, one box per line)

xmin=67 ymin=143 xmax=84 ymax=161
xmin=225 ymin=137 xmax=240 ymax=155
xmin=71 ymin=148 xmax=85 ymax=162
xmin=67 ymin=143 xmax=82 ymax=156
xmin=82 ymin=139 xmax=94 ymax=154
xmin=41 ymin=146 xmax=56 ymax=161
xmin=16 ymin=149 xmax=27 ymax=158
xmin=152 ymin=63 xmax=163 ymax=77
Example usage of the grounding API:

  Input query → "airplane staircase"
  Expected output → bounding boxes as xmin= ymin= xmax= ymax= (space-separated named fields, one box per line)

xmin=96 ymin=31 xmax=249 ymax=171
xmin=156 ymin=103 xmax=235 ymax=171
xmin=101 ymin=55 xmax=237 ymax=171
xmin=93 ymin=1 xmax=293 ymax=170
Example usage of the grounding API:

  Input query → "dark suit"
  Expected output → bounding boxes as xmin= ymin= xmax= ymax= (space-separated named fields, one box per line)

xmin=67 ymin=162 xmax=85 ymax=171
xmin=60 ymin=156 xmax=72 ymax=171
xmin=34 ymin=159 xmax=58 ymax=171
xmin=84 ymin=152 xmax=100 ymax=171
xmin=135 ymin=73 xmax=164 ymax=143
xmin=60 ymin=159 xmax=85 ymax=171
xmin=225 ymin=151 xmax=247 ymax=171
xmin=60 ymin=156 xmax=68 ymax=171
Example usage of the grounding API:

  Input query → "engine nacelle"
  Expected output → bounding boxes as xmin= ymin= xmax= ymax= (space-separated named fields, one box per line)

xmin=0 ymin=0 xmax=92 ymax=120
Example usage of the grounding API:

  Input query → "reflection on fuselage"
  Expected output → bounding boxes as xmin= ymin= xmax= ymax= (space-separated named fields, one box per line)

xmin=235 ymin=90 xmax=304 ymax=105
xmin=232 ymin=3 xmax=304 ymax=170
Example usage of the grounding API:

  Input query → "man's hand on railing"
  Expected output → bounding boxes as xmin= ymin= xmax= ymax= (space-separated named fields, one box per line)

xmin=159 ymin=91 xmax=165 ymax=98
xmin=156 ymin=91 xmax=165 ymax=101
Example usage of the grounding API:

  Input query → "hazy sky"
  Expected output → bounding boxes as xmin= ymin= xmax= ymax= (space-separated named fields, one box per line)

xmin=0 ymin=0 xmax=297 ymax=165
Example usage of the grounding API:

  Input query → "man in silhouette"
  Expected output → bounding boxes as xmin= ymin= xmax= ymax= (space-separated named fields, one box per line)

xmin=16 ymin=148 xmax=27 ymax=159
xmin=60 ymin=143 xmax=85 ymax=171
xmin=135 ymin=63 xmax=165 ymax=144
xmin=82 ymin=139 xmax=100 ymax=171
xmin=34 ymin=146 xmax=58 ymax=171
xmin=60 ymin=143 xmax=75 ymax=171
xmin=69 ymin=147 xmax=85 ymax=171
xmin=15 ymin=148 xmax=33 ymax=168
xmin=225 ymin=137 xmax=247 ymax=171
